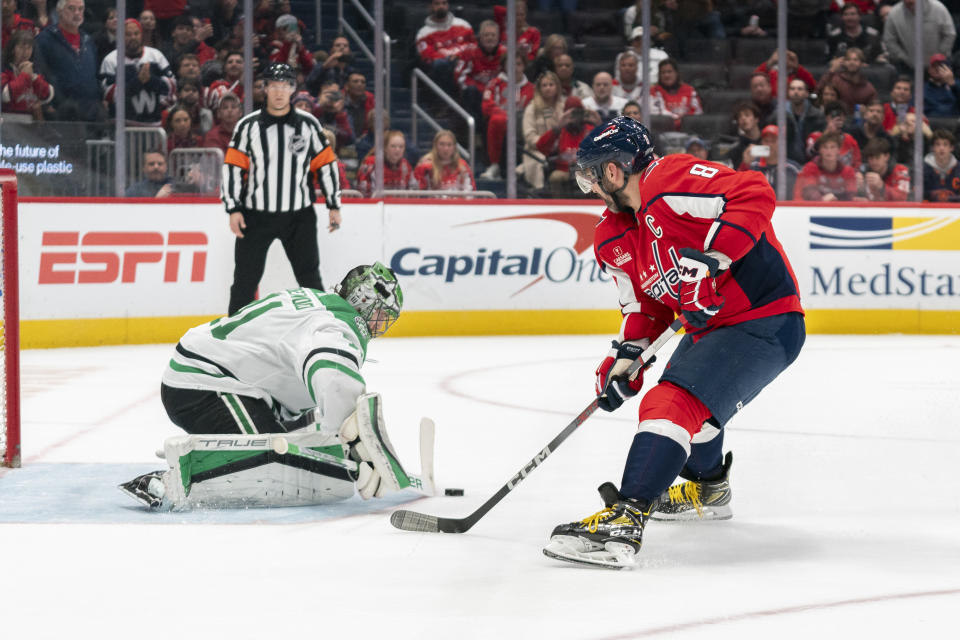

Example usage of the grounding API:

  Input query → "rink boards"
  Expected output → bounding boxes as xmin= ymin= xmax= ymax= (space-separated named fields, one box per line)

xmin=17 ymin=198 xmax=960 ymax=347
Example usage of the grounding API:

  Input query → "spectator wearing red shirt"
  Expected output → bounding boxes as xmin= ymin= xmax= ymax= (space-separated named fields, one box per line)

xmin=480 ymin=54 xmax=533 ymax=179
xmin=536 ymin=95 xmax=600 ymax=196
xmin=755 ymin=49 xmax=816 ymax=97
xmin=455 ymin=20 xmax=505 ymax=130
xmin=415 ymin=129 xmax=476 ymax=193
xmin=806 ymin=101 xmax=862 ymax=169
xmin=1 ymin=0 xmax=35 ymax=49
xmin=650 ymin=58 xmax=703 ymax=127
xmin=1 ymin=29 xmax=52 ymax=121
xmin=416 ymin=0 xmax=475 ymax=97
xmin=859 ymin=138 xmax=910 ymax=201
xmin=269 ymin=14 xmax=314 ymax=80
xmin=356 ymin=130 xmax=419 ymax=196
xmin=493 ymin=3 xmax=540 ymax=62
xmin=794 ymin=132 xmax=858 ymax=201
xmin=202 ymin=91 xmax=242 ymax=152
xmin=816 ymin=47 xmax=877 ymax=113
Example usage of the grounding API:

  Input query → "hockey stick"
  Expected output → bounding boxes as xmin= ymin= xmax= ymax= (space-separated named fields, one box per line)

xmin=389 ymin=319 xmax=683 ymax=534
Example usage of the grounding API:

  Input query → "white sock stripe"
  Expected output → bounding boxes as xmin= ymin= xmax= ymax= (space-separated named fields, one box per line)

xmin=691 ymin=423 xmax=721 ymax=444
xmin=637 ymin=419 xmax=691 ymax=456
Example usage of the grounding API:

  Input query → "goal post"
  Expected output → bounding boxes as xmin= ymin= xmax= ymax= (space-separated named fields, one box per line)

xmin=0 ymin=169 xmax=20 ymax=468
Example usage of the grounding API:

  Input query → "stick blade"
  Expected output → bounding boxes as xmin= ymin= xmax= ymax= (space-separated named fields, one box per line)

xmin=390 ymin=509 xmax=441 ymax=532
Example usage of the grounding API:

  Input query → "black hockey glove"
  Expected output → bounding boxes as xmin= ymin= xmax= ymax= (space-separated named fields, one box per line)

xmin=595 ymin=340 xmax=654 ymax=412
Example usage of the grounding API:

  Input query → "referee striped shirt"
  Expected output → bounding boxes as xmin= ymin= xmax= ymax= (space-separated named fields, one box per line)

xmin=221 ymin=108 xmax=341 ymax=214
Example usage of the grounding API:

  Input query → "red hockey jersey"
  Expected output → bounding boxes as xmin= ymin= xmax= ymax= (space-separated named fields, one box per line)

xmin=356 ymin=154 xmax=418 ymax=196
xmin=805 ymin=130 xmax=861 ymax=169
xmin=794 ymin=159 xmax=858 ymax=201
xmin=455 ymin=43 xmax=506 ymax=91
xmin=493 ymin=5 xmax=540 ymax=61
xmin=416 ymin=16 xmax=475 ymax=62
xmin=593 ymin=154 xmax=803 ymax=340
xmin=481 ymin=71 xmax=533 ymax=119
xmin=414 ymin=157 xmax=476 ymax=192
xmin=650 ymin=83 xmax=703 ymax=119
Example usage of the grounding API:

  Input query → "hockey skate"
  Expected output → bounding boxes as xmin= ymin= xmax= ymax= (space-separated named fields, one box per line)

xmin=651 ymin=451 xmax=733 ymax=521
xmin=118 ymin=470 xmax=169 ymax=510
xmin=543 ymin=482 xmax=655 ymax=570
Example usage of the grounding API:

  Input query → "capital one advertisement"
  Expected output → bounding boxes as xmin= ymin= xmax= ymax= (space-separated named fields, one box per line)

xmin=265 ymin=202 xmax=615 ymax=311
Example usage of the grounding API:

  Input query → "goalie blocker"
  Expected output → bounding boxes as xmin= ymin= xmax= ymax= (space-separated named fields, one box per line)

xmin=119 ymin=393 xmax=412 ymax=510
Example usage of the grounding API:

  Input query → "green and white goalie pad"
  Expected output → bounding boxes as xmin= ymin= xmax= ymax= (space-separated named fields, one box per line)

xmin=159 ymin=430 xmax=358 ymax=510
xmin=150 ymin=393 xmax=423 ymax=510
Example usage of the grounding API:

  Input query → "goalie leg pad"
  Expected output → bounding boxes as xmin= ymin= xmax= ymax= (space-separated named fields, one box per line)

xmin=158 ymin=432 xmax=356 ymax=510
xmin=339 ymin=392 xmax=411 ymax=499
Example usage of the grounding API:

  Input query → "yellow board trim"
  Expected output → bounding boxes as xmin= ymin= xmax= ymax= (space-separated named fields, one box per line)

xmin=19 ymin=309 xmax=960 ymax=348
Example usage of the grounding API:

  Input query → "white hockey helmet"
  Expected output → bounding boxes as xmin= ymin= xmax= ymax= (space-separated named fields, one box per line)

xmin=335 ymin=262 xmax=403 ymax=337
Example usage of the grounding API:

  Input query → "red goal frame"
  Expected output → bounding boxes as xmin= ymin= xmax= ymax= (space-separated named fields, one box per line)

xmin=1 ymin=169 xmax=20 ymax=468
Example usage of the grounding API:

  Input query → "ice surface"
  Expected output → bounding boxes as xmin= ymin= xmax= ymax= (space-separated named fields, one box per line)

xmin=2 ymin=334 xmax=959 ymax=639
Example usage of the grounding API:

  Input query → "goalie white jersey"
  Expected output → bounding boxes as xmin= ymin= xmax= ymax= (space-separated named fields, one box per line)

xmin=162 ymin=288 xmax=370 ymax=431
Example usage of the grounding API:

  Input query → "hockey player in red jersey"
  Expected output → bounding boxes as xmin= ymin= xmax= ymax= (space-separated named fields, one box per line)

xmin=543 ymin=117 xmax=806 ymax=569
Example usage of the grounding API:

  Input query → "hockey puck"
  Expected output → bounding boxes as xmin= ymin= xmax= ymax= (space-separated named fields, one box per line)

xmin=444 ymin=488 xmax=465 ymax=496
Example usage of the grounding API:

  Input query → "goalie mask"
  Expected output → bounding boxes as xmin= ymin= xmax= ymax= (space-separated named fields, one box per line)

xmin=335 ymin=262 xmax=403 ymax=337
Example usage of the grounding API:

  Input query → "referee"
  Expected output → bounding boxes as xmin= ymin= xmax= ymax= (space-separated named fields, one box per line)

xmin=221 ymin=62 xmax=342 ymax=314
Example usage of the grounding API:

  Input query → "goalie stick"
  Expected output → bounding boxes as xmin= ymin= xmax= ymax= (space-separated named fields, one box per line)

xmin=389 ymin=319 xmax=683 ymax=534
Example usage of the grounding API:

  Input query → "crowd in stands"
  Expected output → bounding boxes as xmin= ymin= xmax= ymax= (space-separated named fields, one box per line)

xmin=4 ymin=0 xmax=960 ymax=202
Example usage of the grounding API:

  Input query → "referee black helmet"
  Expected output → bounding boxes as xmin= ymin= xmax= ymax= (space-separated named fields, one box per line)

xmin=263 ymin=62 xmax=296 ymax=86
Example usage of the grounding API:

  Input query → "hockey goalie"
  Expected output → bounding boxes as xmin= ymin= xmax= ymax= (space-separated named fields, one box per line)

xmin=119 ymin=263 xmax=412 ymax=510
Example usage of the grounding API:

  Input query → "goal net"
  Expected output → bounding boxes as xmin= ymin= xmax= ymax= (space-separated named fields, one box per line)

xmin=0 ymin=169 xmax=20 ymax=468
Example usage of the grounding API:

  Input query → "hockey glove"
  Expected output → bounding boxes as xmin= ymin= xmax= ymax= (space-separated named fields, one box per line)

xmin=677 ymin=248 xmax=726 ymax=328
xmin=595 ymin=340 xmax=651 ymax=412
xmin=339 ymin=393 xmax=410 ymax=499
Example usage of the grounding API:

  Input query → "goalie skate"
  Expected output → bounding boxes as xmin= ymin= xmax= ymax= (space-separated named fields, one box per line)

xmin=118 ymin=470 xmax=169 ymax=510
xmin=651 ymin=451 xmax=733 ymax=521
xmin=542 ymin=482 xmax=654 ymax=570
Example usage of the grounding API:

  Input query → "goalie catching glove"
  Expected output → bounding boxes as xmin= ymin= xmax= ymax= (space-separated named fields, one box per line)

xmin=595 ymin=340 xmax=652 ymax=412
xmin=677 ymin=248 xmax=727 ymax=328
xmin=339 ymin=392 xmax=411 ymax=499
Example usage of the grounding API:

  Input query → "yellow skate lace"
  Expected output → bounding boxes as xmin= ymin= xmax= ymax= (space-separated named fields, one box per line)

xmin=580 ymin=507 xmax=615 ymax=533
xmin=667 ymin=482 xmax=703 ymax=517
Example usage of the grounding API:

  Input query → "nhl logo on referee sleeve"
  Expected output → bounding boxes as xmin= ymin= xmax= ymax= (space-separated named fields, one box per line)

xmin=288 ymin=134 xmax=307 ymax=154
xmin=613 ymin=246 xmax=632 ymax=266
